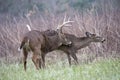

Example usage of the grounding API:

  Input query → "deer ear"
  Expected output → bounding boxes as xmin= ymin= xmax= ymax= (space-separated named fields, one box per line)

xmin=85 ymin=32 xmax=92 ymax=37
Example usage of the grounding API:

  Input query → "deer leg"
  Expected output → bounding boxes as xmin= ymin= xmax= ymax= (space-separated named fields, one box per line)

xmin=32 ymin=54 xmax=38 ymax=70
xmin=32 ymin=49 xmax=42 ymax=70
xmin=41 ymin=53 xmax=46 ymax=68
xmin=70 ymin=53 xmax=79 ymax=65
xmin=23 ymin=48 xmax=28 ymax=71
xmin=32 ymin=54 xmax=41 ymax=70
xmin=67 ymin=53 xmax=71 ymax=66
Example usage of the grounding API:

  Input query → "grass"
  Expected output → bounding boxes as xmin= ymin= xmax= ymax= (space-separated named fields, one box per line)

xmin=0 ymin=59 xmax=120 ymax=80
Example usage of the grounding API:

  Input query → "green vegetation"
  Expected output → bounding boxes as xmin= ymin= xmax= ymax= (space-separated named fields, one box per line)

xmin=0 ymin=59 xmax=119 ymax=80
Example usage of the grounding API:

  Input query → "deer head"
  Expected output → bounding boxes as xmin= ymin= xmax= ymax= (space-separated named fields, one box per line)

xmin=85 ymin=32 xmax=105 ymax=43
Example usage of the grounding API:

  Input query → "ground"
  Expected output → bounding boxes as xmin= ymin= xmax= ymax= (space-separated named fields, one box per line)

xmin=0 ymin=59 xmax=119 ymax=80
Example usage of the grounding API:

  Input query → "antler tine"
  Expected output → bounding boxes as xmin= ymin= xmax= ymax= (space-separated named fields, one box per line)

xmin=62 ymin=18 xmax=74 ymax=26
xmin=63 ymin=14 xmax=67 ymax=23
xmin=57 ymin=16 xmax=74 ymax=30
xmin=62 ymin=16 xmax=74 ymax=26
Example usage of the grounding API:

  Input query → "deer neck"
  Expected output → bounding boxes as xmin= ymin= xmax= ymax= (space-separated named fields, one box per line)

xmin=75 ymin=37 xmax=93 ymax=49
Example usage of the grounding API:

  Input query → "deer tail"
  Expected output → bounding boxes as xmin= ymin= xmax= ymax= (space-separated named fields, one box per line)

xmin=20 ymin=40 xmax=25 ymax=49
xmin=21 ymin=37 xmax=29 ymax=49
xmin=18 ymin=37 xmax=29 ymax=52
xmin=26 ymin=24 xmax=31 ymax=31
xmin=18 ymin=24 xmax=31 ymax=52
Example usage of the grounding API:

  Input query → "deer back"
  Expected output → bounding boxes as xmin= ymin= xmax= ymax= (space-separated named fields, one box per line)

xmin=42 ymin=30 xmax=62 ymax=51
xmin=23 ymin=30 xmax=46 ymax=51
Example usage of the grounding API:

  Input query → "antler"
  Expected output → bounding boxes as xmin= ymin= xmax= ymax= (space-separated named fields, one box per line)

xmin=57 ymin=15 xmax=74 ymax=33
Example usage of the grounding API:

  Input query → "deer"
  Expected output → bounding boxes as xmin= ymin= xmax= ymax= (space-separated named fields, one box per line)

xmin=19 ymin=17 xmax=74 ymax=71
xmin=41 ymin=32 xmax=106 ymax=66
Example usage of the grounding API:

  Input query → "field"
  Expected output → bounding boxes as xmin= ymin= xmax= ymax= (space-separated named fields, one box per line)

xmin=0 ymin=0 xmax=120 ymax=80
xmin=0 ymin=59 xmax=119 ymax=80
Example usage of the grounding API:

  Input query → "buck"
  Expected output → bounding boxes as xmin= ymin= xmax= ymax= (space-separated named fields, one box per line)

xmin=41 ymin=32 xmax=105 ymax=66
xmin=19 ymin=17 xmax=74 ymax=70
